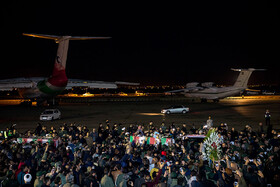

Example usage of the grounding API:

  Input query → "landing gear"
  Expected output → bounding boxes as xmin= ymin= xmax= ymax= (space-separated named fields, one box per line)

xmin=213 ymin=99 xmax=220 ymax=103
xmin=201 ymin=99 xmax=207 ymax=103
xmin=47 ymin=98 xmax=59 ymax=106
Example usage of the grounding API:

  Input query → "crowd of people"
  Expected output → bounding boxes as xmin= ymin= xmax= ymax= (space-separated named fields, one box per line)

xmin=0 ymin=117 xmax=279 ymax=187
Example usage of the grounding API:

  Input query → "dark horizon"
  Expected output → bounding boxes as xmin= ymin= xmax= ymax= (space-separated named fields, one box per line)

xmin=1 ymin=1 xmax=279 ymax=86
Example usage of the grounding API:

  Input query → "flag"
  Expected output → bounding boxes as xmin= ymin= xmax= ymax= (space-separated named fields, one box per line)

xmin=147 ymin=137 xmax=156 ymax=145
xmin=17 ymin=137 xmax=58 ymax=147
xmin=17 ymin=138 xmax=22 ymax=143
xmin=130 ymin=136 xmax=172 ymax=146
xmin=161 ymin=138 xmax=172 ymax=145
xmin=53 ymin=140 xmax=58 ymax=147
xmin=130 ymin=136 xmax=134 ymax=142
xmin=130 ymin=136 xmax=140 ymax=143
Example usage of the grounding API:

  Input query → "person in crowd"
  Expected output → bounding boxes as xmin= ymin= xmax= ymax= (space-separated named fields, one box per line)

xmin=0 ymin=118 xmax=279 ymax=187
xmin=264 ymin=109 xmax=271 ymax=126
xmin=100 ymin=166 xmax=114 ymax=187
xmin=206 ymin=116 xmax=213 ymax=129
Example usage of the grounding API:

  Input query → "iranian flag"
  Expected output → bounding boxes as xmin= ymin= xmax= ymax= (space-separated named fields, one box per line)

xmin=161 ymin=138 xmax=172 ymax=145
xmin=147 ymin=137 xmax=156 ymax=145
xmin=17 ymin=138 xmax=59 ymax=147
xmin=17 ymin=138 xmax=33 ymax=144
xmin=130 ymin=136 xmax=140 ymax=143
xmin=130 ymin=136 xmax=173 ymax=146
xmin=130 ymin=136 xmax=146 ymax=144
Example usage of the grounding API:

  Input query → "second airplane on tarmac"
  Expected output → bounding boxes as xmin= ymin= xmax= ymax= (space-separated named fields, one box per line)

xmin=167 ymin=68 xmax=265 ymax=102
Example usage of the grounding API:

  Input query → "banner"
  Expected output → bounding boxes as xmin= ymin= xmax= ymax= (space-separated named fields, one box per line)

xmin=186 ymin=135 xmax=206 ymax=138
xmin=130 ymin=136 xmax=173 ymax=146
xmin=17 ymin=138 xmax=59 ymax=147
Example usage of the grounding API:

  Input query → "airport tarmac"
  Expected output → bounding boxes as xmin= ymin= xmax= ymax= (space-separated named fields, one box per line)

xmin=0 ymin=97 xmax=279 ymax=132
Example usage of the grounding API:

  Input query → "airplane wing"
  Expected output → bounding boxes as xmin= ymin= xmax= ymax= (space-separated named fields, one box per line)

xmin=0 ymin=78 xmax=139 ymax=90
xmin=67 ymin=79 xmax=118 ymax=89
xmin=23 ymin=33 xmax=111 ymax=41
xmin=0 ymin=77 xmax=44 ymax=90
xmin=165 ymin=87 xmax=203 ymax=94
xmin=67 ymin=79 xmax=139 ymax=89
xmin=166 ymin=89 xmax=187 ymax=93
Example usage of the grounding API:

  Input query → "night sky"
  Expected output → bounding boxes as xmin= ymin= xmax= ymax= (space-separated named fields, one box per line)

xmin=1 ymin=1 xmax=279 ymax=85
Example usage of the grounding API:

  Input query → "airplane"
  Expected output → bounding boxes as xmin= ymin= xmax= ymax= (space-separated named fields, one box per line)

xmin=0 ymin=33 xmax=139 ymax=105
xmin=166 ymin=68 xmax=265 ymax=102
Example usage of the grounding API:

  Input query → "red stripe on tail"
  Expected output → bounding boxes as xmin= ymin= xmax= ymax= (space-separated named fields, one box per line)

xmin=48 ymin=60 xmax=68 ymax=87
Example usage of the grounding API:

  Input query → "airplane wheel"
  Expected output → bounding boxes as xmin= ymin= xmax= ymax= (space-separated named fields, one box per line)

xmin=213 ymin=99 xmax=219 ymax=103
xmin=201 ymin=99 xmax=207 ymax=103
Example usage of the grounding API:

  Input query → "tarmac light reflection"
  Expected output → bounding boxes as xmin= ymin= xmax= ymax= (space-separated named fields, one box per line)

xmin=137 ymin=113 xmax=164 ymax=116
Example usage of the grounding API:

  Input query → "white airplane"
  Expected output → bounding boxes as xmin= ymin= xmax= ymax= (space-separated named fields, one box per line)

xmin=167 ymin=68 xmax=265 ymax=102
xmin=0 ymin=33 xmax=139 ymax=105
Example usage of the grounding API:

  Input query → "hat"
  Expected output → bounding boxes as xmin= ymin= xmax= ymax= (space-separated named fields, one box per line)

xmin=161 ymin=151 xmax=167 ymax=156
xmin=24 ymin=174 xmax=32 ymax=183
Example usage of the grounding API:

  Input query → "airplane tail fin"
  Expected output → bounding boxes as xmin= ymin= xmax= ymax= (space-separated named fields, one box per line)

xmin=23 ymin=33 xmax=111 ymax=69
xmin=23 ymin=33 xmax=111 ymax=89
xmin=231 ymin=68 xmax=265 ymax=88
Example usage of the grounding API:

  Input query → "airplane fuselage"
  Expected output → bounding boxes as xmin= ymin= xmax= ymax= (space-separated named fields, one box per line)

xmin=184 ymin=86 xmax=245 ymax=100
